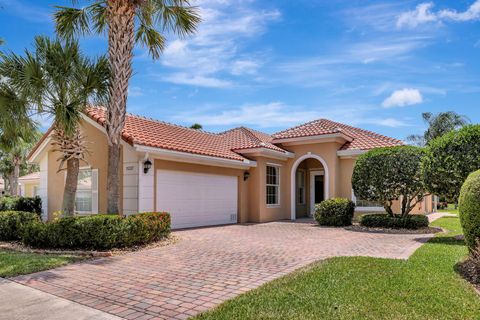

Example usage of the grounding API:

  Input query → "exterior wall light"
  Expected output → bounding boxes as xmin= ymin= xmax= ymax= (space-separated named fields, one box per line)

xmin=243 ymin=171 xmax=250 ymax=181
xmin=143 ymin=159 xmax=152 ymax=174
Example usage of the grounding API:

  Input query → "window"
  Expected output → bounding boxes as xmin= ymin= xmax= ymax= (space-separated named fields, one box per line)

xmin=74 ymin=168 xmax=98 ymax=214
xmin=352 ymin=191 xmax=383 ymax=210
xmin=266 ymin=165 xmax=279 ymax=205
xmin=296 ymin=170 xmax=305 ymax=204
xmin=33 ymin=185 xmax=39 ymax=197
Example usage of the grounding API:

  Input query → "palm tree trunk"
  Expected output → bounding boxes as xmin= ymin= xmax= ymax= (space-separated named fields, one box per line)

xmin=106 ymin=0 xmax=135 ymax=214
xmin=11 ymin=157 xmax=20 ymax=196
xmin=62 ymin=158 xmax=80 ymax=217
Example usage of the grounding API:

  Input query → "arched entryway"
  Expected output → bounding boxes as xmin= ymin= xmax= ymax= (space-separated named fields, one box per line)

xmin=290 ymin=153 xmax=330 ymax=220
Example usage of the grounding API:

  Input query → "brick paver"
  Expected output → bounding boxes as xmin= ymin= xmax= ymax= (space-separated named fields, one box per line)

xmin=13 ymin=215 xmax=447 ymax=319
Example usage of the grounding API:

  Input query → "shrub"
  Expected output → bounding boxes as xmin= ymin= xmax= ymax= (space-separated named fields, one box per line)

xmin=423 ymin=125 xmax=480 ymax=202
xmin=352 ymin=146 xmax=425 ymax=216
xmin=0 ymin=196 xmax=42 ymax=215
xmin=315 ymin=198 xmax=355 ymax=227
xmin=360 ymin=214 xmax=429 ymax=230
xmin=22 ymin=212 xmax=170 ymax=250
xmin=0 ymin=211 xmax=40 ymax=241
xmin=458 ymin=170 xmax=480 ymax=252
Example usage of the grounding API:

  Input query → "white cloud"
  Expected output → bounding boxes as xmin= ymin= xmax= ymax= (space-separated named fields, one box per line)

xmin=156 ymin=1 xmax=280 ymax=87
xmin=162 ymin=73 xmax=233 ymax=88
xmin=128 ymin=86 xmax=144 ymax=97
xmin=382 ymin=88 xmax=423 ymax=108
xmin=397 ymin=1 xmax=480 ymax=29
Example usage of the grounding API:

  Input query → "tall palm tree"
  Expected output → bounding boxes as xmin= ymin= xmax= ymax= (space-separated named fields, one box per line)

xmin=407 ymin=111 xmax=470 ymax=146
xmin=0 ymin=81 xmax=37 ymax=196
xmin=54 ymin=1 xmax=200 ymax=214
xmin=0 ymin=36 xmax=109 ymax=215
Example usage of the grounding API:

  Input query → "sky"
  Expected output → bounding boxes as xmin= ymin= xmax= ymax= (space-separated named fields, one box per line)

xmin=0 ymin=0 xmax=479 ymax=140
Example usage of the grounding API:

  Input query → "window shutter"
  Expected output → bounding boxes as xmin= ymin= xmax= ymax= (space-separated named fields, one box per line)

xmin=91 ymin=169 xmax=99 ymax=214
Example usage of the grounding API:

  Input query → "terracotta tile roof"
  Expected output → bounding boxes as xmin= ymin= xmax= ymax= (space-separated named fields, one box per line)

xmin=85 ymin=107 xmax=246 ymax=162
xmin=272 ymin=119 xmax=404 ymax=151
xmin=220 ymin=127 xmax=287 ymax=153
xmin=19 ymin=172 xmax=40 ymax=181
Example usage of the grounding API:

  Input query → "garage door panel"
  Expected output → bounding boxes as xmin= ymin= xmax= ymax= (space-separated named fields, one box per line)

xmin=156 ymin=170 xmax=238 ymax=229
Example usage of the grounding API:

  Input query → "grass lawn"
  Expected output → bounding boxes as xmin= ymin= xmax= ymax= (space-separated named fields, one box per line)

xmin=196 ymin=216 xmax=480 ymax=320
xmin=0 ymin=251 xmax=82 ymax=278
xmin=438 ymin=204 xmax=459 ymax=215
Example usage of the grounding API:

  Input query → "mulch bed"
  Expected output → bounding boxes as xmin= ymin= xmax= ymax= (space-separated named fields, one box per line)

xmin=344 ymin=225 xmax=444 ymax=234
xmin=457 ymin=257 xmax=480 ymax=295
xmin=0 ymin=235 xmax=179 ymax=257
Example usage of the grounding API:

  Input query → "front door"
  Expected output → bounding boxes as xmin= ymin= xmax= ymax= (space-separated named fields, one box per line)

xmin=310 ymin=171 xmax=325 ymax=216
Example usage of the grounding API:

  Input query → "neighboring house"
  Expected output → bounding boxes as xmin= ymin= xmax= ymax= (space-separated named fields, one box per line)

xmin=28 ymin=107 xmax=437 ymax=228
xmin=18 ymin=172 xmax=40 ymax=197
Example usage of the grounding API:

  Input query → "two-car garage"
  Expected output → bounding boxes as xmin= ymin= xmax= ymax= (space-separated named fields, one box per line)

xmin=156 ymin=170 xmax=239 ymax=229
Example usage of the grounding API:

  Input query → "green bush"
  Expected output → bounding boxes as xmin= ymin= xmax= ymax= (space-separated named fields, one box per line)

xmin=0 ymin=196 xmax=42 ymax=215
xmin=458 ymin=170 xmax=480 ymax=252
xmin=0 ymin=211 xmax=40 ymax=241
xmin=315 ymin=198 xmax=355 ymax=227
xmin=22 ymin=212 xmax=171 ymax=250
xmin=360 ymin=214 xmax=429 ymax=230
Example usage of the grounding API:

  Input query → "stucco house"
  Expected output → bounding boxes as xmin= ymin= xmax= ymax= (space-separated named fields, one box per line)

xmin=28 ymin=107 xmax=437 ymax=228
xmin=18 ymin=172 xmax=40 ymax=197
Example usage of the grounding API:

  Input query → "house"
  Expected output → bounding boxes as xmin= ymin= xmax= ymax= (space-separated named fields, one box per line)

xmin=0 ymin=178 xmax=4 ymax=196
xmin=18 ymin=172 xmax=40 ymax=197
xmin=28 ymin=107 xmax=437 ymax=228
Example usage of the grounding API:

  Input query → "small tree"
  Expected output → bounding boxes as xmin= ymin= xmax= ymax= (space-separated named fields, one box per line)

xmin=422 ymin=125 xmax=480 ymax=203
xmin=458 ymin=170 xmax=480 ymax=252
xmin=190 ymin=123 xmax=202 ymax=130
xmin=352 ymin=146 xmax=425 ymax=217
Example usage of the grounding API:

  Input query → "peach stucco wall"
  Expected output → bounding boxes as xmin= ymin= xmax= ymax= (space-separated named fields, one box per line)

xmin=46 ymin=119 xmax=111 ymax=218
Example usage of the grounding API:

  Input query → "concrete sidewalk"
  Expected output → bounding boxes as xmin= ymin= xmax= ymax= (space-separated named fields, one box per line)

xmin=0 ymin=278 xmax=120 ymax=320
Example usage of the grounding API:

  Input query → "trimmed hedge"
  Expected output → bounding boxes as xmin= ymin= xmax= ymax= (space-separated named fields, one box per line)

xmin=360 ymin=214 xmax=429 ymax=230
xmin=22 ymin=212 xmax=170 ymax=250
xmin=0 ymin=196 xmax=42 ymax=215
xmin=315 ymin=198 xmax=355 ymax=227
xmin=0 ymin=211 xmax=40 ymax=241
xmin=458 ymin=170 xmax=480 ymax=252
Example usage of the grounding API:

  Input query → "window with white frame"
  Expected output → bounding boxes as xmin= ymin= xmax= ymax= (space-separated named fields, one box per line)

xmin=352 ymin=191 xmax=383 ymax=209
xmin=75 ymin=168 xmax=98 ymax=214
xmin=296 ymin=170 xmax=305 ymax=204
xmin=266 ymin=165 xmax=280 ymax=205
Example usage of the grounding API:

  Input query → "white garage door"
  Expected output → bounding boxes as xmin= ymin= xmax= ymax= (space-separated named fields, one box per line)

xmin=156 ymin=170 xmax=238 ymax=229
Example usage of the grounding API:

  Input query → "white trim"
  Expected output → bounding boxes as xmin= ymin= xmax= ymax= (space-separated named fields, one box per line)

xmin=290 ymin=153 xmax=330 ymax=220
xmin=266 ymin=162 xmax=282 ymax=167
xmin=337 ymin=149 xmax=366 ymax=158
xmin=29 ymin=136 xmax=52 ymax=163
xmin=296 ymin=169 xmax=306 ymax=205
xmin=273 ymin=133 xmax=353 ymax=146
xmin=309 ymin=170 xmax=325 ymax=216
xmin=235 ymin=147 xmax=295 ymax=160
xmin=134 ymin=145 xmax=257 ymax=169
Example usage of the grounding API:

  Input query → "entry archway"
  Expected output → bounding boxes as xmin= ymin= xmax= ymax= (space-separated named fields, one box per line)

xmin=290 ymin=153 xmax=330 ymax=220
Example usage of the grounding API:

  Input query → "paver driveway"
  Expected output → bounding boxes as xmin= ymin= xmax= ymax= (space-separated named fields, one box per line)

xmin=13 ymin=215 xmax=445 ymax=320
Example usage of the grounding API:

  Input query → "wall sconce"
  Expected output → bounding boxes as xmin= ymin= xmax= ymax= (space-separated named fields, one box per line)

xmin=243 ymin=171 xmax=250 ymax=181
xmin=143 ymin=159 xmax=152 ymax=174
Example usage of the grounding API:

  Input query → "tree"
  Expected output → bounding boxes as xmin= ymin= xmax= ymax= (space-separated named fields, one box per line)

xmin=0 ymin=80 xmax=38 ymax=196
xmin=422 ymin=125 xmax=480 ymax=203
xmin=0 ymin=37 xmax=109 ymax=215
xmin=458 ymin=170 xmax=480 ymax=252
xmin=54 ymin=0 xmax=201 ymax=214
xmin=190 ymin=123 xmax=202 ymax=130
xmin=352 ymin=146 xmax=425 ymax=217
xmin=407 ymin=111 xmax=469 ymax=146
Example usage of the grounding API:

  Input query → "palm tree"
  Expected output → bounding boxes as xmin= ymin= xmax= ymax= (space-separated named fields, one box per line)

xmin=54 ymin=1 xmax=201 ymax=214
xmin=407 ymin=111 xmax=470 ymax=146
xmin=0 ymin=36 xmax=109 ymax=215
xmin=0 ymin=81 xmax=37 ymax=196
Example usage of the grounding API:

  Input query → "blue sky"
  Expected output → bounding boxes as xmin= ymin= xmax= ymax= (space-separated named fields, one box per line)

xmin=1 ymin=0 xmax=479 ymax=140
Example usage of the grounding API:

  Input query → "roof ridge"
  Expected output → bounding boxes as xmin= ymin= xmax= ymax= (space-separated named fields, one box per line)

xmin=272 ymin=118 xmax=331 ymax=137
xmin=239 ymin=127 xmax=266 ymax=147
xmin=321 ymin=119 xmax=404 ymax=143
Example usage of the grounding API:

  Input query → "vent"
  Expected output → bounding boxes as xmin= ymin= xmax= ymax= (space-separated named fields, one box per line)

xmin=230 ymin=214 xmax=237 ymax=222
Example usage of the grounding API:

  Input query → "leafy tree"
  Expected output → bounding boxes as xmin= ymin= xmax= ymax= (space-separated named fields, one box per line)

xmin=54 ymin=0 xmax=201 ymax=214
xmin=422 ymin=125 xmax=480 ymax=203
xmin=407 ymin=111 xmax=469 ymax=146
xmin=190 ymin=123 xmax=202 ymax=130
xmin=458 ymin=170 xmax=480 ymax=252
xmin=352 ymin=146 xmax=425 ymax=217
xmin=0 ymin=37 xmax=109 ymax=215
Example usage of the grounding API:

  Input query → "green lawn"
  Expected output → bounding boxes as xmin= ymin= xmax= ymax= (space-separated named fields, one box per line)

xmin=438 ymin=204 xmax=459 ymax=215
xmin=196 ymin=216 xmax=480 ymax=320
xmin=0 ymin=251 xmax=81 ymax=277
